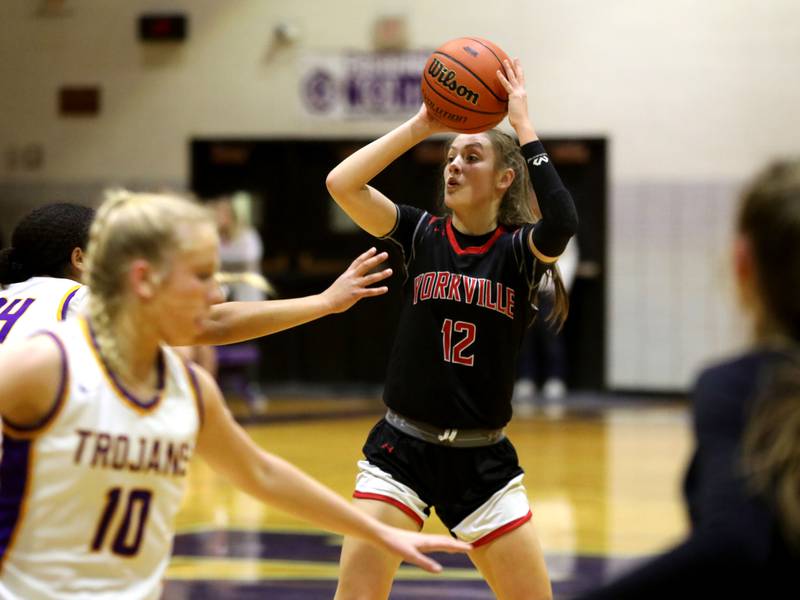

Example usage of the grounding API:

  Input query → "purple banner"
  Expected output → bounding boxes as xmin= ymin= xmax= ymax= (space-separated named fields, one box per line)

xmin=300 ymin=51 xmax=430 ymax=119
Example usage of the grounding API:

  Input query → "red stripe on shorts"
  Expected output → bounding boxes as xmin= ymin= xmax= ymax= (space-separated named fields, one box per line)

xmin=353 ymin=491 xmax=424 ymax=527
xmin=472 ymin=510 xmax=532 ymax=548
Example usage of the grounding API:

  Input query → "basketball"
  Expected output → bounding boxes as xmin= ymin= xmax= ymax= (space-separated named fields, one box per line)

xmin=421 ymin=37 xmax=511 ymax=133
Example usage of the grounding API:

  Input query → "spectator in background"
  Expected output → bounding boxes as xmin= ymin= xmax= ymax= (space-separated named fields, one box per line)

xmin=513 ymin=236 xmax=579 ymax=417
xmin=212 ymin=196 xmax=266 ymax=302
xmin=209 ymin=195 xmax=270 ymax=413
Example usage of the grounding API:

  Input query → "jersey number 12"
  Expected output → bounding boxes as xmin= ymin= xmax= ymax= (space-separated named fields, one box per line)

xmin=441 ymin=319 xmax=476 ymax=366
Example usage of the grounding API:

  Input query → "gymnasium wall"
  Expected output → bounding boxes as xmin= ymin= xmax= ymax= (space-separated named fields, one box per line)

xmin=1 ymin=0 xmax=798 ymax=390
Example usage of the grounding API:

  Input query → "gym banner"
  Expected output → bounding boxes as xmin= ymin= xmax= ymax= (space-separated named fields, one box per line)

xmin=300 ymin=50 xmax=430 ymax=119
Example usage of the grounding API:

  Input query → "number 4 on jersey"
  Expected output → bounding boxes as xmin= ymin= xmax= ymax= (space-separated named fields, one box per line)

xmin=441 ymin=319 xmax=476 ymax=366
xmin=0 ymin=298 xmax=35 ymax=343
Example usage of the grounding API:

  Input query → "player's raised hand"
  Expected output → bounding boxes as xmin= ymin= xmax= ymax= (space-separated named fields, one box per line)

xmin=321 ymin=247 xmax=392 ymax=314
xmin=497 ymin=58 xmax=537 ymax=144
xmin=375 ymin=525 xmax=472 ymax=573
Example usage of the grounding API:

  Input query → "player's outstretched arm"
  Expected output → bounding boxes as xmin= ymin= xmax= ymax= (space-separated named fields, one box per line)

xmin=325 ymin=104 xmax=449 ymax=237
xmin=190 ymin=247 xmax=392 ymax=346
xmin=193 ymin=367 xmax=471 ymax=572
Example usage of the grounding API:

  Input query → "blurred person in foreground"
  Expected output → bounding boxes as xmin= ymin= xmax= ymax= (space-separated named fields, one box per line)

xmin=574 ymin=160 xmax=800 ymax=599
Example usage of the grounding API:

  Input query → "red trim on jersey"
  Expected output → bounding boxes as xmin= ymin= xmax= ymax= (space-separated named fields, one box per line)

xmin=353 ymin=491 xmax=424 ymax=527
xmin=471 ymin=510 xmax=532 ymax=547
xmin=445 ymin=218 xmax=505 ymax=255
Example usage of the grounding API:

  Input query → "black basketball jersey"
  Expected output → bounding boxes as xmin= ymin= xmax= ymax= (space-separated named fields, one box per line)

xmin=381 ymin=205 xmax=543 ymax=429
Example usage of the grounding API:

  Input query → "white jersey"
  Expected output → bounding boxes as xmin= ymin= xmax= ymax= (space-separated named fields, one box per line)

xmin=0 ymin=317 xmax=202 ymax=600
xmin=0 ymin=277 xmax=87 ymax=344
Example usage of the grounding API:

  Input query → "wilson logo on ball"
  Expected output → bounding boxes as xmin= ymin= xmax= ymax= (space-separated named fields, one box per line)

xmin=427 ymin=58 xmax=480 ymax=105
xmin=421 ymin=37 xmax=510 ymax=133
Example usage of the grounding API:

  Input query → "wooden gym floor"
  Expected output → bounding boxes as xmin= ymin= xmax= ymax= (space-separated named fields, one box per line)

xmin=163 ymin=392 xmax=691 ymax=599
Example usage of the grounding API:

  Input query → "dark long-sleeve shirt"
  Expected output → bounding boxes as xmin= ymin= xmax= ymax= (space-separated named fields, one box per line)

xmin=574 ymin=350 xmax=798 ymax=599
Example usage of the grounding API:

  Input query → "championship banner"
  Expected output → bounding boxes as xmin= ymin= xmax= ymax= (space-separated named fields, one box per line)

xmin=300 ymin=50 xmax=430 ymax=119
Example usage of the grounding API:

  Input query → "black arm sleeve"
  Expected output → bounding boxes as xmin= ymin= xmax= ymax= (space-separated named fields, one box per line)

xmin=521 ymin=140 xmax=579 ymax=258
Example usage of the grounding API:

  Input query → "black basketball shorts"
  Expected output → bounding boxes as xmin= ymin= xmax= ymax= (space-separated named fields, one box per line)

xmin=353 ymin=418 xmax=532 ymax=546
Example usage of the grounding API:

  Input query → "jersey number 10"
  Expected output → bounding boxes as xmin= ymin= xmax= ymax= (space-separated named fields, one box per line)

xmin=441 ymin=319 xmax=476 ymax=366
xmin=91 ymin=487 xmax=152 ymax=556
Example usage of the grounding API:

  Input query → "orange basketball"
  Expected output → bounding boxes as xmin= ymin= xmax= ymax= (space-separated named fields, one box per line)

xmin=421 ymin=37 xmax=510 ymax=133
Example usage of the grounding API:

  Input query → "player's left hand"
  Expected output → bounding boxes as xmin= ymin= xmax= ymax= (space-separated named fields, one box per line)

xmin=497 ymin=58 xmax=535 ymax=141
xmin=321 ymin=247 xmax=392 ymax=314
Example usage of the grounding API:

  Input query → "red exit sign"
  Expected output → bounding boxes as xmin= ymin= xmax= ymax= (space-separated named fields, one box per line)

xmin=138 ymin=14 xmax=188 ymax=42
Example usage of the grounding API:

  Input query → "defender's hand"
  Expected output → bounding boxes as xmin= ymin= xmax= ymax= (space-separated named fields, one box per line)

xmin=321 ymin=247 xmax=392 ymax=314
xmin=377 ymin=525 xmax=472 ymax=573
